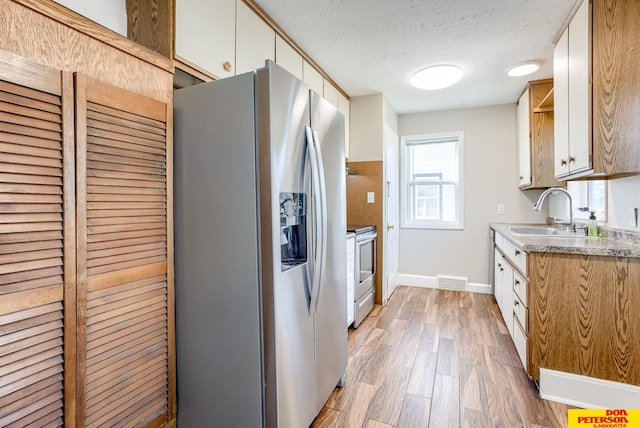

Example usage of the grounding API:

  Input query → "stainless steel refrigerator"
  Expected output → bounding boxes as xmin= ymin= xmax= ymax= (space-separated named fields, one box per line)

xmin=174 ymin=61 xmax=347 ymax=427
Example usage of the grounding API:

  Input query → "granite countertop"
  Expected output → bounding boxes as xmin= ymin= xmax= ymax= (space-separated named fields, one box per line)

xmin=491 ymin=223 xmax=640 ymax=258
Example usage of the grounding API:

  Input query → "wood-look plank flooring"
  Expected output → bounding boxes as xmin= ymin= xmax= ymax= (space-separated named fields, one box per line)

xmin=312 ymin=286 xmax=574 ymax=428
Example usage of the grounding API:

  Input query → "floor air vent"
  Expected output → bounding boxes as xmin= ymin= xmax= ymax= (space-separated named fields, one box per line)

xmin=437 ymin=275 xmax=467 ymax=291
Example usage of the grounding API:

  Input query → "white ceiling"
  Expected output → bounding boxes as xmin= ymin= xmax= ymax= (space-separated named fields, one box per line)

xmin=252 ymin=0 xmax=578 ymax=114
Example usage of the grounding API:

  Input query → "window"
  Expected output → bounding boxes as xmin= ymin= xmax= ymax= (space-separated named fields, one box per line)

xmin=401 ymin=132 xmax=464 ymax=229
xmin=567 ymin=180 xmax=607 ymax=222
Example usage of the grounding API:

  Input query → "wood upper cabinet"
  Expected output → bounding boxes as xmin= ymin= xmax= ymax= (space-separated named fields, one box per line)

xmin=236 ymin=0 xmax=275 ymax=75
xmin=175 ymin=0 xmax=236 ymax=79
xmin=517 ymin=79 xmax=563 ymax=189
xmin=0 ymin=50 xmax=73 ymax=428
xmin=554 ymin=0 xmax=640 ymax=179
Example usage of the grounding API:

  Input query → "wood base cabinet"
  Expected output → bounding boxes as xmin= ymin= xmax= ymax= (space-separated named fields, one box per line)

xmin=529 ymin=252 xmax=640 ymax=386
xmin=0 ymin=42 xmax=174 ymax=428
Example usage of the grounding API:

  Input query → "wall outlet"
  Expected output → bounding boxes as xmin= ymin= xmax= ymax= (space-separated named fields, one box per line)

xmin=367 ymin=192 xmax=375 ymax=204
xmin=497 ymin=204 xmax=505 ymax=215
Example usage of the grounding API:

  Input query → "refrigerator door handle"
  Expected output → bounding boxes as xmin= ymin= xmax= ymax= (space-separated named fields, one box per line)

xmin=305 ymin=126 xmax=322 ymax=315
xmin=311 ymin=129 xmax=328 ymax=312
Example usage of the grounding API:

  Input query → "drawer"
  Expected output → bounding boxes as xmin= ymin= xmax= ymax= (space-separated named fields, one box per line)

xmin=513 ymin=270 xmax=527 ymax=306
xmin=497 ymin=233 xmax=527 ymax=276
xmin=513 ymin=290 xmax=527 ymax=334
xmin=353 ymin=287 xmax=375 ymax=328
xmin=513 ymin=316 xmax=527 ymax=370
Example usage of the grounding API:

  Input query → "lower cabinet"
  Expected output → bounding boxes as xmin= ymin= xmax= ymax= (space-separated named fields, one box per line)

xmin=493 ymin=230 xmax=529 ymax=371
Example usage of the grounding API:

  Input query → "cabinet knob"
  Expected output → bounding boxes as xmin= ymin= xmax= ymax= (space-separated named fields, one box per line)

xmin=560 ymin=159 xmax=567 ymax=166
xmin=515 ymin=249 xmax=521 ymax=256
xmin=514 ymin=300 xmax=519 ymax=306
xmin=500 ymin=267 xmax=504 ymax=272
xmin=569 ymin=156 xmax=576 ymax=163
xmin=223 ymin=61 xmax=232 ymax=72
xmin=515 ymin=279 xmax=520 ymax=285
xmin=519 ymin=175 xmax=524 ymax=181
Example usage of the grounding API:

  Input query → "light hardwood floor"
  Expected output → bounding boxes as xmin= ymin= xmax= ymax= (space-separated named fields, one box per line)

xmin=312 ymin=286 xmax=573 ymax=428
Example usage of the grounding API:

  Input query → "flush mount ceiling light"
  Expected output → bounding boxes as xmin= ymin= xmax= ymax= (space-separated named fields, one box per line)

xmin=410 ymin=65 xmax=463 ymax=90
xmin=506 ymin=61 xmax=541 ymax=77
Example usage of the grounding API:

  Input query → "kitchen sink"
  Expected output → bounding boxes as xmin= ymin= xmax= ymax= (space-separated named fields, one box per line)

xmin=506 ymin=226 xmax=584 ymax=237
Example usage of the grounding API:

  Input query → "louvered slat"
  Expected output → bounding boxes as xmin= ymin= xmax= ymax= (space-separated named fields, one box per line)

xmin=0 ymin=60 xmax=67 ymax=427
xmin=77 ymin=75 xmax=170 ymax=426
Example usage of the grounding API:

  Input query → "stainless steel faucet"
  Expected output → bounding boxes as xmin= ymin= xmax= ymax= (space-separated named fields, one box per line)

xmin=533 ymin=187 xmax=573 ymax=229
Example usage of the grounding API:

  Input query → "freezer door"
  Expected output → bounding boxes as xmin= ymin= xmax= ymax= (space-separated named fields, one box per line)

xmin=310 ymin=91 xmax=348 ymax=411
xmin=257 ymin=62 xmax=317 ymax=428
xmin=174 ymin=73 xmax=264 ymax=427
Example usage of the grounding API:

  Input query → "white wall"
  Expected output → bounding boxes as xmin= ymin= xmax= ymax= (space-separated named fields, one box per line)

xmin=52 ymin=0 xmax=127 ymax=36
xmin=398 ymin=104 xmax=548 ymax=285
xmin=349 ymin=94 xmax=384 ymax=161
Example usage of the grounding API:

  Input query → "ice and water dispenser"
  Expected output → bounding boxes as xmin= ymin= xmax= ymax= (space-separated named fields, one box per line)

xmin=280 ymin=192 xmax=307 ymax=271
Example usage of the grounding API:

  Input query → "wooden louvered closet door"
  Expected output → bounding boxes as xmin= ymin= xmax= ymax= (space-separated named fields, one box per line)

xmin=75 ymin=74 xmax=172 ymax=427
xmin=0 ymin=52 xmax=74 ymax=426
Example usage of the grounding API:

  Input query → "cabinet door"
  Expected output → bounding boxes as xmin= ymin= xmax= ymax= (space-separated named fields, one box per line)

xmin=338 ymin=93 xmax=350 ymax=159
xmin=501 ymin=260 xmax=515 ymax=337
xmin=74 ymin=75 xmax=173 ymax=426
xmin=494 ymin=248 xmax=504 ymax=313
xmin=303 ymin=60 xmax=324 ymax=96
xmin=567 ymin=0 xmax=592 ymax=174
xmin=0 ymin=52 xmax=73 ymax=427
xmin=323 ymin=79 xmax=339 ymax=108
xmin=517 ymin=89 xmax=531 ymax=187
xmin=275 ymin=35 xmax=303 ymax=81
xmin=236 ymin=0 xmax=275 ymax=75
xmin=175 ymin=0 xmax=236 ymax=78
xmin=554 ymin=29 xmax=570 ymax=177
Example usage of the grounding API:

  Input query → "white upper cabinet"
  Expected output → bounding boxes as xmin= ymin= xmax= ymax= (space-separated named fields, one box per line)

xmin=516 ymin=89 xmax=531 ymax=187
xmin=275 ymin=35 xmax=303 ymax=80
xmin=554 ymin=0 xmax=591 ymax=178
xmin=554 ymin=28 xmax=570 ymax=177
xmin=303 ymin=60 xmax=324 ymax=96
xmin=323 ymin=79 xmax=339 ymax=108
xmin=338 ymin=93 xmax=350 ymax=159
xmin=566 ymin=0 xmax=591 ymax=174
xmin=176 ymin=0 xmax=236 ymax=78
xmin=554 ymin=0 xmax=640 ymax=179
xmin=236 ymin=1 xmax=275 ymax=75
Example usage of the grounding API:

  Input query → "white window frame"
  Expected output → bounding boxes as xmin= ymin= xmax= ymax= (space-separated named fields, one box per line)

xmin=400 ymin=131 xmax=464 ymax=230
xmin=567 ymin=180 xmax=608 ymax=222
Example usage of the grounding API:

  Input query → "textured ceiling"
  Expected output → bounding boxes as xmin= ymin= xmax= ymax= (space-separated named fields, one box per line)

xmin=252 ymin=0 xmax=578 ymax=114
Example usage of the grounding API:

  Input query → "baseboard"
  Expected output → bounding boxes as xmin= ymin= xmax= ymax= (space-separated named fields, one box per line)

xmin=398 ymin=274 xmax=492 ymax=295
xmin=540 ymin=368 xmax=640 ymax=408
xmin=398 ymin=274 xmax=438 ymax=288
